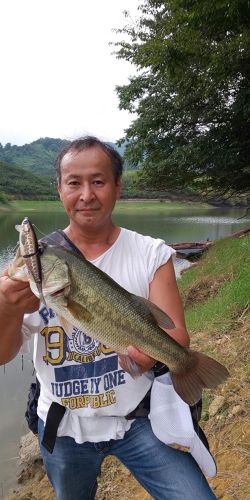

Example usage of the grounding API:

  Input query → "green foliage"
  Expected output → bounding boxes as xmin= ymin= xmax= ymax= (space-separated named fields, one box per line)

xmin=114 ymin=0 xmax=250 ymax=195
xmin=0 ymin=161 xmax=57 ymax=199
xmin=121 ymin=170 xmax=138 ymax=192
xmin=0 ymin=138 xmax=136 ymax=177
xmin=0 ymin=138 xmax=68 ymax=177
xmin=0 ymin=190 xmax=9 ymax=204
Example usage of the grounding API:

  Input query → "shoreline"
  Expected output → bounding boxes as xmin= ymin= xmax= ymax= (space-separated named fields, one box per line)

xmin=0 ymin=198 xmax=249 ymax=212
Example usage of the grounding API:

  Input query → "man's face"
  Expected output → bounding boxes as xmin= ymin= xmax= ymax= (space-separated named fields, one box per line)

xmin=58 ymin=146 xmax=122 ymax=231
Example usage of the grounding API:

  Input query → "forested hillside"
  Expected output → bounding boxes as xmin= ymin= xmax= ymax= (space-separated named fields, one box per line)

xmin=0 ymin=161 xmax=56 ymax=199
xmin=0 ymin=138 xmax=65 ymax=177
xmin=0 ymin=138 xmax=133 ymax=177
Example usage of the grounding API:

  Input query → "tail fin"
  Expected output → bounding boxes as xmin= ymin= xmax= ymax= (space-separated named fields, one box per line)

xmin=171 ymin=350 xmax=229 ymax=406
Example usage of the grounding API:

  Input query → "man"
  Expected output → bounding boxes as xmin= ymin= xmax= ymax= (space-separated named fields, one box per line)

xmin=0 ymin=137 xmax=215 ymax=499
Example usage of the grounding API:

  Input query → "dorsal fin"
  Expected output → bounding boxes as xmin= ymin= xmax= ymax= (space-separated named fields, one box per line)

xmin=132 ymin=295 xmax=175 ymax=329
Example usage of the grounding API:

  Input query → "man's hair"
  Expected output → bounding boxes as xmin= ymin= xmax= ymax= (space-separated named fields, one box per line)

xmin=55 ymin=136 xmax=123 ymax=185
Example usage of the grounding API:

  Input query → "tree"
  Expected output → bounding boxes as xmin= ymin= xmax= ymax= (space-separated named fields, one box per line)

xmin=114 ymin=0 xmax=250 ymax=196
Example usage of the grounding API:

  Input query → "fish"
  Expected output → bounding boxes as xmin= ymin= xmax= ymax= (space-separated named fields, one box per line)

xmin=16 ymin=241 xmax=228 ymax=406
xmin=14 ymin=217 xmax=46 ymax=305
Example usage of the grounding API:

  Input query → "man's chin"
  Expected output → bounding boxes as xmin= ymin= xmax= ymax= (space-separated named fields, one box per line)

xmin=74 ymin=213 xmax=101 ymax=227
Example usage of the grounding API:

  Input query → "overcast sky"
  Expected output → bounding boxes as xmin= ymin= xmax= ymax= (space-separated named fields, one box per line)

xmin=0 ymin=0 xmax=140 ymax=146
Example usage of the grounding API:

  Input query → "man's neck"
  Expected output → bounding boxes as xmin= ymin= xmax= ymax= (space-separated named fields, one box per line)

xmin=64 ymin=223 xmax=121 ymax=260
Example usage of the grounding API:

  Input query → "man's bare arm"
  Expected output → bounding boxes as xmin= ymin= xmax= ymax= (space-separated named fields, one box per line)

xmin=120 ymin=257 xmax=189 ymax=372
xmin=0 ymin=271 xmax=39 ymax=364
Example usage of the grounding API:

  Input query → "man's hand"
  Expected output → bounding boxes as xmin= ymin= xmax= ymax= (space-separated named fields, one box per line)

xmin=119 ymin=346 xmax=156 ymax=374
xmin=0 ymin=270 xmax=39 ymax=365
xmin=0 ymin=270 xmax=39 ymax=314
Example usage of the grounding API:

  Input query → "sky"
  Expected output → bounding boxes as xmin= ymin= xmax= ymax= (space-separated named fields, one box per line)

xmin=0 ymin=0 xmax=140 ymax=147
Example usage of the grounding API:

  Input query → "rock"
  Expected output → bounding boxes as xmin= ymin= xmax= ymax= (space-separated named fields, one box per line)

xmin=209 ymin=396 xmax=226 ymax=417
xmin=229 ymin=405 xmax=244 ymax=417
xmin=19 ymin=432 xmax=41 ymax=465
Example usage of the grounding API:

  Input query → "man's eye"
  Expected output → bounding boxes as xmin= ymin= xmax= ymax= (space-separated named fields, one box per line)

xmin=68 ymin=181 xmax=79 ymax=186
xmin=93 ymin=180 xmax=104 ymax=185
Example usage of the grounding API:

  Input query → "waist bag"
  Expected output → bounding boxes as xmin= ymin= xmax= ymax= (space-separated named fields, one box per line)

xmin=25 ymin=231 xmax=204 ymax=453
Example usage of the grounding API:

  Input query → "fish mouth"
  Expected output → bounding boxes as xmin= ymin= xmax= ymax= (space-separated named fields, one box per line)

xmin=49 ymin=284 xmax=70 ymax=298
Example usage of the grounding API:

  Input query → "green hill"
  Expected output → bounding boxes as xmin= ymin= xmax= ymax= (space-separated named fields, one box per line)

xmin=0 ymin=138 xmax=135 ymax=177
xmin=0 ymin=138 xmax=68 ymax=177
xmin=0 ymin=161 xmax=56 ymax=199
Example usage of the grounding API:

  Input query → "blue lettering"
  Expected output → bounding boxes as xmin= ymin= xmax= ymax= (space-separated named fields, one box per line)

xmin=55 ymin=383 xmax=64 ymax=397
xmin=39 ymin=306 xmax=56 ymax=325
xmin=80 ymin=380 xmax=89 ymax=394
xmin=64 ymin=381 xmax=73 ymax=397
xmin=90 ymin=377 xmax=101 ymax=393
xmin=73 ymin=381 xmax=81 ymax=395
xmin=103 ymin=373 xmax=110 ymax=391
xmin=117 ymin=370 xmax=126 ymax=385
xmin=104 ymin=370 xmax=126 ymax=390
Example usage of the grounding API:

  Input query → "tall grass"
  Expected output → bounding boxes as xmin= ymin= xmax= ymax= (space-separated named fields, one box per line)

xmin=179 ymin=236 xmax=250 ymax=334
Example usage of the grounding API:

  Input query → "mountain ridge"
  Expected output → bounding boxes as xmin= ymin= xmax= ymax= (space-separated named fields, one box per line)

xmin=0 ymin=137 xmax=130 ymax=178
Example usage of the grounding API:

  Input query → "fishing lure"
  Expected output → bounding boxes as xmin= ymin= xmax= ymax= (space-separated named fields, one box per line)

xmin=15 ymin=217 xmax=46 ymax=305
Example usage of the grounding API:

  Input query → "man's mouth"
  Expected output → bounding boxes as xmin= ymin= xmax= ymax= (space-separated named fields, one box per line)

xmin=76 ymin=208 xmax=99 ymax=213
xmin=76 ymin=208 xmax=97 ymax=214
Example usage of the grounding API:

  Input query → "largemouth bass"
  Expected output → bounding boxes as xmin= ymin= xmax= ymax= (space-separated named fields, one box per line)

xmin=12 ymin=241 xmax=228 ymax=406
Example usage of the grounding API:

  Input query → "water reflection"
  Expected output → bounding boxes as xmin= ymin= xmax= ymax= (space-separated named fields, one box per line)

xmin=113 ymin=208 xmax=249 ymax=243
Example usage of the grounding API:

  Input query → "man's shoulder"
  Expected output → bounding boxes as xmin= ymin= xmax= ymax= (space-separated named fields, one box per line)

xmin=121 ymin=227 xmax=165 ymax=247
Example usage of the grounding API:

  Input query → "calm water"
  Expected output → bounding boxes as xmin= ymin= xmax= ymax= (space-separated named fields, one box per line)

xmin=0 ymin=206 xmax=249 ymax=496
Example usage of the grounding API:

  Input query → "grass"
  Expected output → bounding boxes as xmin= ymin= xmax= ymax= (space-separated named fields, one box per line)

xmin=9 ymin=200 xmax=63 ymax=211
xmin=1 ymin=199 xmax=212 ymax=213
xmin=179 ymin=236 xmax=250 ymax=334
xmin=177 ymin=234 xmax=250 ymax=498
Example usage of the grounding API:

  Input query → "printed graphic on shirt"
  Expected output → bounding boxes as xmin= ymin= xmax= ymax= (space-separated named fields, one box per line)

xmin=39 ymin=306 xmax=126 ymax=411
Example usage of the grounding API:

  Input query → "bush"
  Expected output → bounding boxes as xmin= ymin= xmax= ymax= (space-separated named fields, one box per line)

xmin=0 ymin=191 xmax=9 ymax=204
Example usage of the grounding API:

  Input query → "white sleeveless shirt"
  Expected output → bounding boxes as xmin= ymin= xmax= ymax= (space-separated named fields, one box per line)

xmin=22 ymin=228 xmax=175 ymax=443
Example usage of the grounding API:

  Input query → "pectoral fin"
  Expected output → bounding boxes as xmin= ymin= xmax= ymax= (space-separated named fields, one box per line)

xmin=67 ymin=300 xmax=93 ymax=323
xmin=60 ymin=316 xmax=73 ymax=336
xmin=132 ymin=295 xmax=175 ymax=329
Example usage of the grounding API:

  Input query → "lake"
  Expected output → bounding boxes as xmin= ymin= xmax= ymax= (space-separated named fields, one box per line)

xmin=0 ymin=204 xmax=249 ymax=497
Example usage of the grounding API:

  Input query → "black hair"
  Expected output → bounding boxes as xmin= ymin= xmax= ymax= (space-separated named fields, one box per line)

xmin=55 ymin=136 xmax=123 ymax=185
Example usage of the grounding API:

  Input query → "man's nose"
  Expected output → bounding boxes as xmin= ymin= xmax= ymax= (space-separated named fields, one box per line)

xmin=79 ymin=184 xmax=95 ymax=202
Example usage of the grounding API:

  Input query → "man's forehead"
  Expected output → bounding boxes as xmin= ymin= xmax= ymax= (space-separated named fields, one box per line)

xmin=61 ymin=147 xmax=110 ymax=167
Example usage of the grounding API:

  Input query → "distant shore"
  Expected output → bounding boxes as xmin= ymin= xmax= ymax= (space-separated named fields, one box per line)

xmin=0 ymin=198 xmax=216 ymax=213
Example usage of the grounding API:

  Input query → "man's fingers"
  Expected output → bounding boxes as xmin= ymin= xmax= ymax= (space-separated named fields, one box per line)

xmin=127 ymin=346 xmax=155 ymax=366
xmin=0 ymin=275 xmax=39 ymax=311
xmin=1 ymin=275 xmax=31 ymax=291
